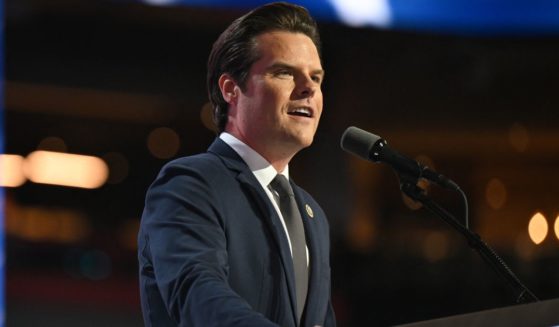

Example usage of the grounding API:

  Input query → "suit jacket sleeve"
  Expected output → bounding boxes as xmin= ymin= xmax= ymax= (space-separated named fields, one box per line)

xmin=139 ymin=160 xmax=279 ymax=327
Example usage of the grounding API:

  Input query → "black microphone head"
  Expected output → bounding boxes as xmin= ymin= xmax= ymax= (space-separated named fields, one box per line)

xmin=340 ymin=126 xmax=382 ymax=160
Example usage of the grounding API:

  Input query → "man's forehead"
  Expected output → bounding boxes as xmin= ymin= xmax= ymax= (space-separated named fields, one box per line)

xmin=252 ymin=31 xmax=322 ymax=67
xmin=254 ymin=30 xmax=316 ymax=47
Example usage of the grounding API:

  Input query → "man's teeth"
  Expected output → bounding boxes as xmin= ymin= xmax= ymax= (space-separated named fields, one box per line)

xmin=289 ymin=108 xmax=311 ymax=117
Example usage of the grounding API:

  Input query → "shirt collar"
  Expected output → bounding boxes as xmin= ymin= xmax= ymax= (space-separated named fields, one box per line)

xmin=219 ymin=132 xmax=289 ymax=188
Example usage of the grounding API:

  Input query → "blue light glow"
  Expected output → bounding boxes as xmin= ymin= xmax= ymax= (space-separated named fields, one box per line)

xmin=137 ymin=0 xmax=559 ymax=35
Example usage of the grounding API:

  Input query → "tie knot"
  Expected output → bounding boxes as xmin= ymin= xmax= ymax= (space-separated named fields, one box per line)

xmin=270 ymin=174 xmax=294 ymax=198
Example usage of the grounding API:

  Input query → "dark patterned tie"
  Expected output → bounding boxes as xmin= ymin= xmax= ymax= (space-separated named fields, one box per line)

xmin=270 ymin=174 xmax=308 ymax=324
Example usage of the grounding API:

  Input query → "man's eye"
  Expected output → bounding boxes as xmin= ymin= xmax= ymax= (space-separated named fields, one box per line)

xmin=275 ymin=70 xmax=293 ymax=77
xmin=312 ymin=75 xmax=322 ymax=84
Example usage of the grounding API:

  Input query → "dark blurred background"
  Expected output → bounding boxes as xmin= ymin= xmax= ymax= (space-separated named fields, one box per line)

xmin=3 ymin=0 xmax=559 ymax=326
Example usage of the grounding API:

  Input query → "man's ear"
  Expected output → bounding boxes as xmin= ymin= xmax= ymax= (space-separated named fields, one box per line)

xmin=218 ymin=74 xmax=240 ymax=105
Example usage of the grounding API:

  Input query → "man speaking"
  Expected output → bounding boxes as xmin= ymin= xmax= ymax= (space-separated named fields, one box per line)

xmin=138 ymin=2 xmax=335 ymax=326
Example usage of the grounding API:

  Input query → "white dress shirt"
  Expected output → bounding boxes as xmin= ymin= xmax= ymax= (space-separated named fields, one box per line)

xmin=220 ymin=132 xmax=309 ymax=264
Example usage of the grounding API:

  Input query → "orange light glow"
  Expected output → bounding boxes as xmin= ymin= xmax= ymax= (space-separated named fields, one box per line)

xmin=485 ymin=178 xmax=507 ymax=210
xmin=5 ymin=203 xmax=91 ymax=243
xmin=0 ymin=154 xmax=26 ymax=187
xmin=23 ymin=151 xmax=108 ymax=189
xmin=555 ymin=215 xmax=559 ymax=241
xmin=508 ymin=123 xmax=530 ymax=152
xmin=528 ymin=212 xmax=548 ymax=245
xmin=422 ymin=231 xmax=449 ymax=262
xmin=147 ymin=127 xmax=180 ymax=159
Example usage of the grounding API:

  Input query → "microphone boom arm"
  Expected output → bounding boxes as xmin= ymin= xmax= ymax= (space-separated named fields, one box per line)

xmin=340 ymin=126 xmax=538 ymax=303
xmin=399 ymin=179 xmax=539 ymax=304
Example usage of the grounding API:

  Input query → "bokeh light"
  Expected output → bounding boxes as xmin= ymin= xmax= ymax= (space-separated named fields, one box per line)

xmin=5 ymin=205 xmax=91 ymax=243
xmin=80 ymin=250 xmax=112 ymax=280
xmin=328 ymin=0 xmax=391 ymax=27
xmin=0 ymin=154 xmax=26 ymax=187
xmin=37 ymin=136 xmax=67 ymax=152
xmin=508 ymin=123 xmax=530 ymax=152
xmin=422 ymin=231 xmax=449 ymax=262
xmin=200 ymin=102 xmax=217 ymax=133
xmin=485 ymin=178 xmax=507 ymax=210
xmin=63 ymin=249 xmax=112 ymax=280
xmin=147 ymin=127 xmax=180 ymax=159
xmin=528 ymin=212 xmax=548 ymax=245
xmin=515 ymin=234 xmax=536 ymax=261
xmin=23 ymin=151 xmax=108 ymax=189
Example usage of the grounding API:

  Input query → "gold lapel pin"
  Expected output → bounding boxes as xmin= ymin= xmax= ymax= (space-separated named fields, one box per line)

xmin=305 ymin=204 xmax=314 ymax=218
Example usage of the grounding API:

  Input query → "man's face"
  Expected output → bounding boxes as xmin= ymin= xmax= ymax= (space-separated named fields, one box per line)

xmin=227 ymin=31 xmax=324 ymax=160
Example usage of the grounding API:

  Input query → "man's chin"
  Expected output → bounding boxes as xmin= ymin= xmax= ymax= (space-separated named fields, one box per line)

xmin=292 ymin=135 xmax=315 ymax=150
xmin=278 ymin=129 xmax=317 ymax=152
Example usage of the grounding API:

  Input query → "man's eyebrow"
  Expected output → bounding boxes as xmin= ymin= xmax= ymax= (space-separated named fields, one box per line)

xmin=267 ymin=63 xmax=295 ymax=71
xmin=267 ymin=62 xmax=325 ymax=76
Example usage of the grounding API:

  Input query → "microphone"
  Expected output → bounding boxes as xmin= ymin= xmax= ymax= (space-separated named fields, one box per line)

xmin=340 ymin=126 xmax=459 ymax=191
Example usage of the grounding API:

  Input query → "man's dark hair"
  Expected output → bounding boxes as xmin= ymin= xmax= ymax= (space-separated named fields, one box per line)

xmin=207 ymin=2 xmax=321 ymax=133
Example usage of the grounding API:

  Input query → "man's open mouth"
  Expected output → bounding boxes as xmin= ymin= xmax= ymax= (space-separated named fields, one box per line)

xmin=287 ymin=107 xmax=313 ymax=118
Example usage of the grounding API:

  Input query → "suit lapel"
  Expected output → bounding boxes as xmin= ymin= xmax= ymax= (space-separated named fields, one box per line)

xmin=208 ymin=138 xmax=299 ymax=325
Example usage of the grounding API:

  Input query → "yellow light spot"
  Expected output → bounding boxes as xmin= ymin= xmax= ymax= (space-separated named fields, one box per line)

xmin=555 ymin=215 xmax=559 ymax=241
xmin=23 ymin=151 xmax=108 ymax=189
xmin=0 ymin=154 xmax=26 ymax=187
xmin=528 ymin=212 xmax=548 ymax=245
xmin=485 ymin=178 xmax=507 ymax=210
xmin=147 ymin=127 xmax=180 ymax=159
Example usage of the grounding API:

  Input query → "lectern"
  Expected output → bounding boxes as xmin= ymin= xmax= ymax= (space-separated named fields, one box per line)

xmin=399 ymin=298 xmax=559 ymax=327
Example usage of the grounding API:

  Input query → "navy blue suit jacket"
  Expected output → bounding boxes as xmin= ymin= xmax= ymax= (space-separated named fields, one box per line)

xmin=138 ymin=138 xmax=336 ymax=327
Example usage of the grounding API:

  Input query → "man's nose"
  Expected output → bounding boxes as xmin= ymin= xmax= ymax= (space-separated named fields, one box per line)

xmin=296 ymin=75 xmax=317 ymax=97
